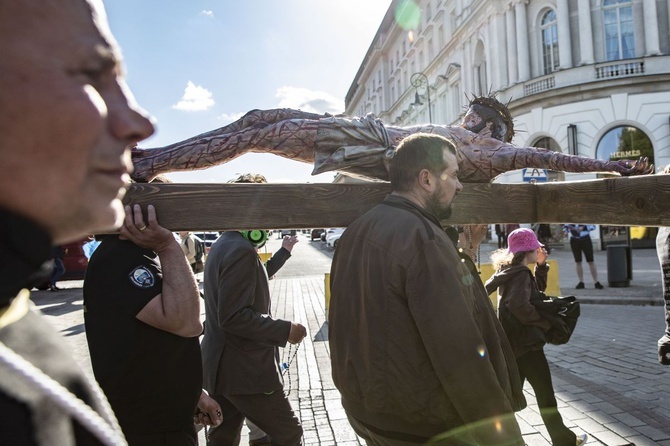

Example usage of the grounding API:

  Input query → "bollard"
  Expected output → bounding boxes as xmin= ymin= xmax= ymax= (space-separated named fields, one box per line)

xmin=607 ymin=245 xmax=631 ymax=287
xmin=324 ymin=273 xmax=330 ymax=321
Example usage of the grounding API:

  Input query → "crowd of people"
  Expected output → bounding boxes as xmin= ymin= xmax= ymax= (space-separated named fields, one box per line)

xmin=2 ymin=1 xmax=667 ymax=445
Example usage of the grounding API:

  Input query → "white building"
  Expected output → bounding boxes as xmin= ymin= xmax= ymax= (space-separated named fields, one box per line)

xmin=344 ymin=0 xmax=670 ymax=247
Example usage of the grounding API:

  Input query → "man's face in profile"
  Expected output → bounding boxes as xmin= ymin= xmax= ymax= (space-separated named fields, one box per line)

xmin=0 ymin=0 xmax=155 ymax=243
xmin=425 ymin=149 xmax=462 ymax=221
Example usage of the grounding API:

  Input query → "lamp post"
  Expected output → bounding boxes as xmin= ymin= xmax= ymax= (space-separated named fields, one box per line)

xmin=567 ymin=124 xmax=578 ymax=156
xmin=411 ymin=72 xmax=432 ymax=123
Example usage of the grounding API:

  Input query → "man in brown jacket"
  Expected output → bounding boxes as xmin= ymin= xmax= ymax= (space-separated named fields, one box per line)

xmin=329 ymin=133 xmax=526 ymax=445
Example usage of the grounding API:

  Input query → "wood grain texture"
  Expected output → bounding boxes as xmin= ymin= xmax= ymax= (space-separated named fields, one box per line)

xmin=123 ymin=175 xmax=670 ymax=230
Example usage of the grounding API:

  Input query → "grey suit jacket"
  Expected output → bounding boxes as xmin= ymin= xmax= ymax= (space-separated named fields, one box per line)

xmin=201 ymin=232 xmax=292 ymax=395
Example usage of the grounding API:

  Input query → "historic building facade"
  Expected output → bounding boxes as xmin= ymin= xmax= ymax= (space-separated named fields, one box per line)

xmin=344 ymin=0 xmax=669 ymax=247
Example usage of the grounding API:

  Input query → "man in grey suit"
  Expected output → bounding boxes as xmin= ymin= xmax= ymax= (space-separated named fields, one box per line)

xmin=201 ymin=175 xmax=306 ymax=446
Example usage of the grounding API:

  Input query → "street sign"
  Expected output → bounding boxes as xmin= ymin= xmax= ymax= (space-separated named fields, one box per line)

xmin=522 ymin=168 xmax=548 ymax=182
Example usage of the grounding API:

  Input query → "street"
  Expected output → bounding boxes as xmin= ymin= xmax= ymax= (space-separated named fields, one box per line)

xmin=32 ymin=232 xmax=670 ymax=445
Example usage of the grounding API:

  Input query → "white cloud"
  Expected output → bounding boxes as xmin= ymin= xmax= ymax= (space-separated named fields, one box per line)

xmin=217 ymin=112 xmax=245 ymax=123
xmin=172 ymin=81 xmax=215 ymax=112
xmin=275 ymin=86 xmax=344 ymax=115
xmin=201 ymin=10 xmax=214 ymax=17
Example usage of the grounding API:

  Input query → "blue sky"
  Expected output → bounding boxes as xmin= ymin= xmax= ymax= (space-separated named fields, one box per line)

xmin=105 ymin=1 xmax=392 ymax=183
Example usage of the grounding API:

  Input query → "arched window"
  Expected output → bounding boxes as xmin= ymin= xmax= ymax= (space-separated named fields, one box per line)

xmin=473 ymin=41 xmax=487 ymax=96
xmin=603 ymin=0 xmax=635 ymax=61
xmin=540 ymin=9 xmax=559 ymax=74
xmin=531 ymin=137 xmax=564 ymax=181
xmin=596 ymin=126 xmax=653 ymax=165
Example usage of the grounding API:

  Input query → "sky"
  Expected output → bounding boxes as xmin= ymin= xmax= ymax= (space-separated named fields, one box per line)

xmin=104 ymin=1 xmax=393 ymax=184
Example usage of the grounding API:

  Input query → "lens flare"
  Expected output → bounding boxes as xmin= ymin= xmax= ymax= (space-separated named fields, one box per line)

xmin=394 ymin=0 xmax=421 ymax=30
xmin=408 ymin=30 xmax=414 ymax=43
xmin=478 ymin=346 xmax=486 ymax=357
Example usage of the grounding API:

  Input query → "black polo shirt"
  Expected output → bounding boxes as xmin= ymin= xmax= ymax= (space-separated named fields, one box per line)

xmin=84 ymin=236 xmax=201 ymax=437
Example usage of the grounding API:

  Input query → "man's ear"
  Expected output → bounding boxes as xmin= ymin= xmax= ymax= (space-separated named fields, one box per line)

xmin=417 ymin=169 xmax=434 ymax=193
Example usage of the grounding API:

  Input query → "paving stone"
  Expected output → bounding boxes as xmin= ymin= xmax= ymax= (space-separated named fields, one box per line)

xmin=634 ymin=425 xmax=670 ymax=441
xmin=626 ymin=435 xmax=667 ymax=445
xmin=588 ymin=429 xmax=630 ymax=446
xmin=603 ymin=422 xmax=641 ymax=437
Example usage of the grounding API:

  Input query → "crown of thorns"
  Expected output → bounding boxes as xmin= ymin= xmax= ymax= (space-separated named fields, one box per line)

xmin=466 ymin=93 xmax=515 ymax=143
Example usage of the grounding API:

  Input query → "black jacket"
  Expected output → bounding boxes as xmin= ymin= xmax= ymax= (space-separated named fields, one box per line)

xmin=201 ymin=231 xmax=293 ymax=395
xmin=0 ymin=208 xmax=116 ymax=445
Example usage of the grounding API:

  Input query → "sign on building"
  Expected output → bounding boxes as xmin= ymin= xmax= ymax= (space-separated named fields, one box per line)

xmin=522 ymin=168 xmax=548 ymax=182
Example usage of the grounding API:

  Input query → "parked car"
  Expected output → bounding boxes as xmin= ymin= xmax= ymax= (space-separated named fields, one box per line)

xmin=61 ymin=240 xmax=89 ymax=280
xmin=326 ymin=231 xmax=344 ymax=249
xmin=280 ymin=229 xmax=294 ymax=237
xmin=311 ymin=229 xmax=325 ymax=240
xmin=324 ymin=228 xmax=345 ymax=247
xmin=321 ymin=228 xmax=342 ymax=242
xmin=34 ymin=239 xmax=89 ymax=289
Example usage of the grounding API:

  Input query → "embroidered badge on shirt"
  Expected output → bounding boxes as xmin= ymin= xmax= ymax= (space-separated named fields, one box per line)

xmin=129 ymin=266 xmax=155 ymax=288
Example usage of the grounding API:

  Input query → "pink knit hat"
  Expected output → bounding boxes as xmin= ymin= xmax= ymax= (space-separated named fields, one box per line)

xmin=508 ymin=228 xmax=543 ymax=254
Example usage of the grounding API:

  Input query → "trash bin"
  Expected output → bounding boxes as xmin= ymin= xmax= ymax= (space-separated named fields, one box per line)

xmin=607 ymin=244 xmax=632 ymax=287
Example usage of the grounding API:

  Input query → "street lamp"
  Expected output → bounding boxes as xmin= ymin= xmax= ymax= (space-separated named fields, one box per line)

xmin=567 ymin=124 xmax=578 ymax=156
xmin=411 ymin=72 xmax=432 ymax=123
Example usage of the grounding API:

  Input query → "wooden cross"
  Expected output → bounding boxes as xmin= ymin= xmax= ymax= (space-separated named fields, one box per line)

xmin=123 ymin=174 xmax=670 ymax=231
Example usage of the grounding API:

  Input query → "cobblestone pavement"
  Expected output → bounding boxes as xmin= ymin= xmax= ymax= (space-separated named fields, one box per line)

xmin=32 ymin=237 xmax=670 ymax=445
xmin=267 ymin=276 xmax=670 ymax=446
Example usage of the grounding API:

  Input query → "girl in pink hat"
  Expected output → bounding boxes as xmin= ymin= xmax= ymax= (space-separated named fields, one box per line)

xmin=486 ymin=228 xmax=588 ymax=446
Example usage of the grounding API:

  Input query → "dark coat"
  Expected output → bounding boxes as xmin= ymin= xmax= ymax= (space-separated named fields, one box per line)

xmin=201 ymin=231 xmax=292 ymax=395
xmin=329 ymin=195 xmax=525 ymax=442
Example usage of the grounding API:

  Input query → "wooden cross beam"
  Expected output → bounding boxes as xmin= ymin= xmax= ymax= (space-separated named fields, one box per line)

xmin=123 ymin=174 xmax=670 ymax=231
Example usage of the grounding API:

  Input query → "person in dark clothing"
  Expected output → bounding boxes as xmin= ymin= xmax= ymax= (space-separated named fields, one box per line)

xmin=656 ymin=165 xmax=670 ymax=365
xmin=201 ymin=173 xmax=306 ymax=446
xmin=656 ymin=226 xmax=670 ymax=365
xmin=329 ymin=133 xmax=526 ymax=446
xmin=486 ymin=228 xmax=588 ymax=446
xmin=536 ymin=224 xmax=553 ymax=255
xmin=49 ymin=246 xmax=67 ymax=291
xmin=85 ymin=204 xmax=222 ymax=445
xmin=495 ymin=224 xmax=508 ymax=249
xmin=0 ymin=0 xmax=155 ymax=444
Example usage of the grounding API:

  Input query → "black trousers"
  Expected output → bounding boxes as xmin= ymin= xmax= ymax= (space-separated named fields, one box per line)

xmin=516 ymin=349 xmax=576 ymax=446
xmin=208 ymin=391 xmax=302 ymax=446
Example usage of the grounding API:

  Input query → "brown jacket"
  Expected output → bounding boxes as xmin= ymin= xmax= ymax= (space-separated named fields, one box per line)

xmin=329 ymin=195 xmax=525 ymax=443
xmin=485 ymin=264 xmax=553 ymax=359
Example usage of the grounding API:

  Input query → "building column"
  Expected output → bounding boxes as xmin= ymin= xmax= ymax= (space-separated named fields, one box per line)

xmin=515 ymin=0 xmax=530 ymax=82
xmin=506 ymin=6 xmax=518 ymax=84
xmin=577 ymin=0 xmax=594 ymax=65
xmin=463 ymin=39 xmax=472 ymax=95
xmin=494 ymin=12 xmax=509 ymax=88
xmin=556 ymin=0 xmax=573 ymax=69
xmin=643 ymin=0 xmax=661 ymax=56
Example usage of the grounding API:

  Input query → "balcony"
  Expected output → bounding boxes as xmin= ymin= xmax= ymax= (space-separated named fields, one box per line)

xmin=595 ymin=59 xmax=645 ymax=79
xmin=511 ymin=56 xmax=664 ymax=101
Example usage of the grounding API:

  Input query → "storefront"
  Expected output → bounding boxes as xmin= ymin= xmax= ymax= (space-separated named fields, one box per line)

xmin=596 ymin=125 xmax=657 ymax=249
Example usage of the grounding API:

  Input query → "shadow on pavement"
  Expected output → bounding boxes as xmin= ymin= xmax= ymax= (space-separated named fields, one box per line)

xmin=30 ymin=289 xmax=84 ymax=317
